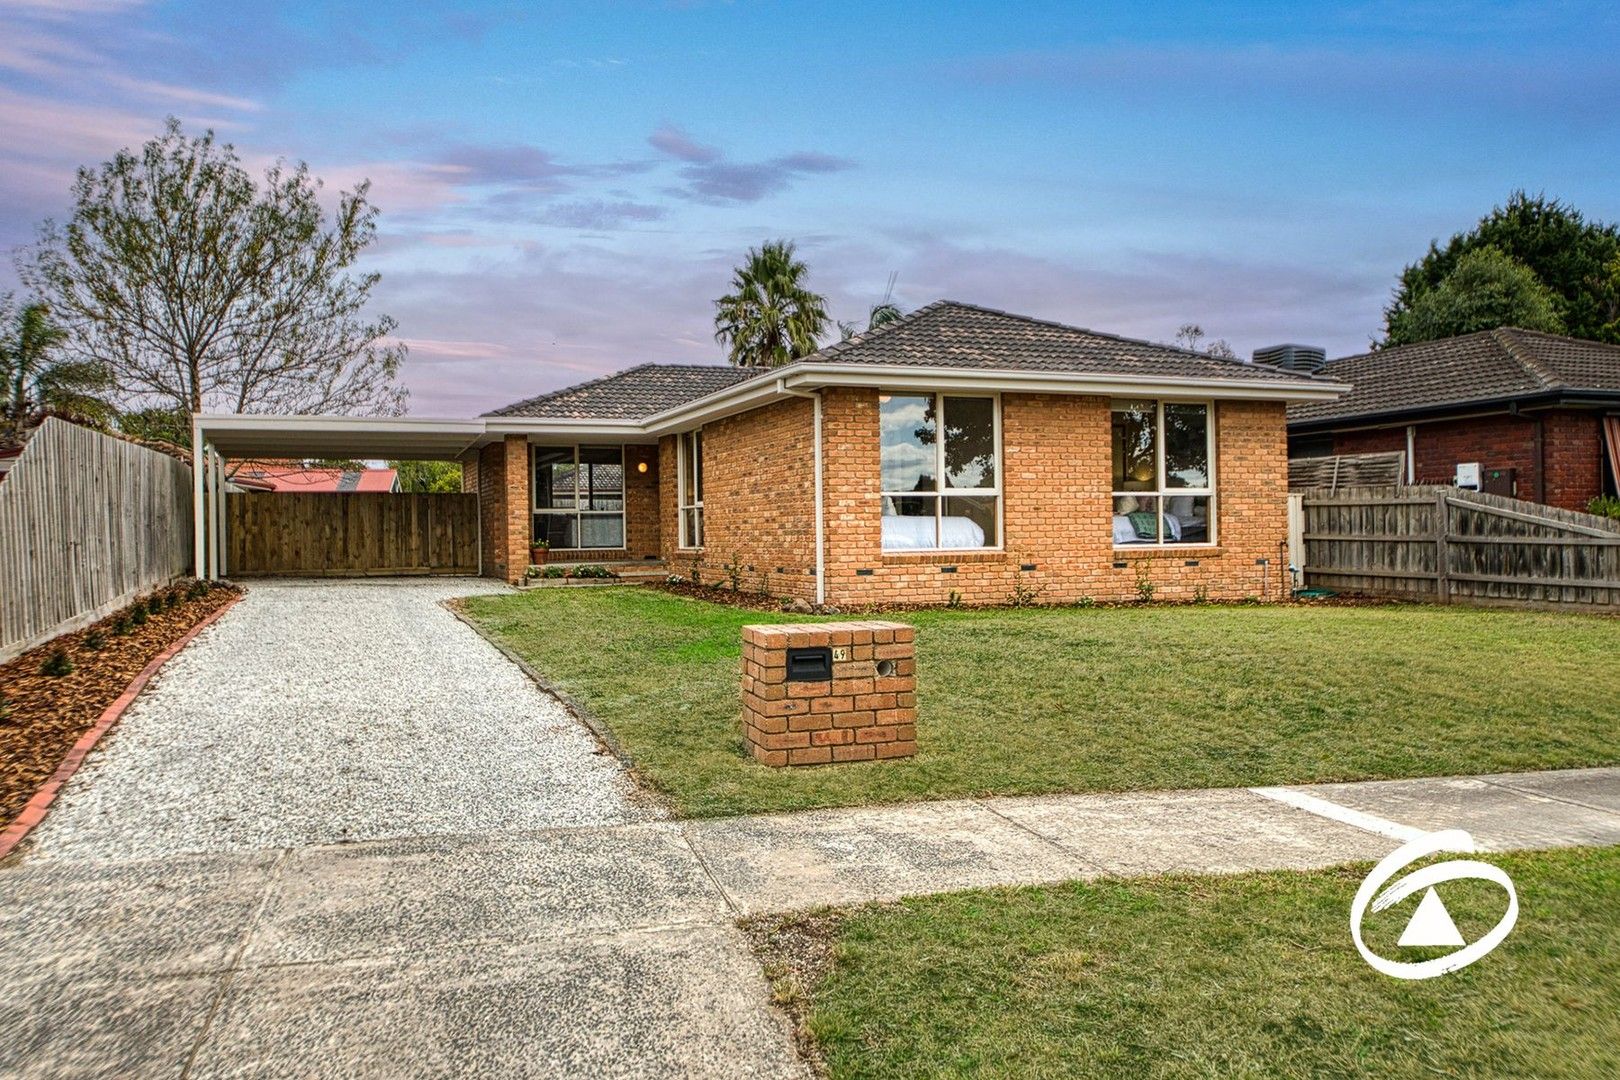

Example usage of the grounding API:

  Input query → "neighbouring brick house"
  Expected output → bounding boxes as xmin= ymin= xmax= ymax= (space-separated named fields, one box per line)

xmin=1288 ymin=328 xmax=1620 ymax=511
xmin=464 ymin=301 xmax=1346 ymax=604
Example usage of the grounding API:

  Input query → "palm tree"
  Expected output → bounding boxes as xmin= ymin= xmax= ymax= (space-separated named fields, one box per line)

xmin=713 ymin=241 xmax=829 ymax=367
xmin=838 ymin=272 xmax=904 ymax=340
xmin=1 ymin=296 xmax=114 ymax=439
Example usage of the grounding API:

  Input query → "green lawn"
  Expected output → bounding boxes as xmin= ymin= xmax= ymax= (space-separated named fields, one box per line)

xmin=460 ymin=586 xmax=1620 ymax=818
xmin=772 ymin=847 xmax=1617 ymax=1078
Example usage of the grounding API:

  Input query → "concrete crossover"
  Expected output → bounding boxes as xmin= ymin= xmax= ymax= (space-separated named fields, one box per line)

xmin=4 ymin=767 xmax=1618 ymax=1077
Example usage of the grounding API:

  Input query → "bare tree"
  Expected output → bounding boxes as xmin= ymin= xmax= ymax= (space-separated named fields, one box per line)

xmin=1174 ymin=323 xmax=1237 ymax=359
xmin=22 ymin=118 xmax=407 ymax=417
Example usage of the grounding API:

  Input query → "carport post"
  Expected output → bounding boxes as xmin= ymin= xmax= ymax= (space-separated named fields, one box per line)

xmin=192 ymin=420 xmax=207 ymax=579
xmin=207 ymin=447 xmax=221 ymax=580
xmin=212 ymin=449 xmax=227 ymax=577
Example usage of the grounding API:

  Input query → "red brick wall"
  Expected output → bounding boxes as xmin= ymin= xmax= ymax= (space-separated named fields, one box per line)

xmin=469 ymin=434 xmax=529 ymax=582
xmin=662 ymin=398 xmax=819 ymax=599
xmin=1331 ymin=410 xmax=1604 ymax=511
xmin=662 ymin=389 xmax=1292 ymax=605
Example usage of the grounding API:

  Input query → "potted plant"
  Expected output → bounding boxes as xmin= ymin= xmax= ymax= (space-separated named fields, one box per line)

xmin=530 ymin=538 xmax=550 ymax=565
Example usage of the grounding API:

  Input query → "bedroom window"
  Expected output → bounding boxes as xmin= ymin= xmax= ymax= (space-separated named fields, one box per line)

xmin=677 ymin=429 xmax=703 ymax=549
xmin=881 ymin=393 xmax=1000 ymax=550
xmin=533 ymin=444 xmax=625 ymax=549
xmin=1111 ymin=400 xmax=1215 ymax=546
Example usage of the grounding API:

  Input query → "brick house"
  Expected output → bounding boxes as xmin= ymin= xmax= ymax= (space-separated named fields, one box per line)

xmin=466 ymin=301 xmax=1346 ymax=603
xmin=1288 ymin=328 xmax=1620 ymax=511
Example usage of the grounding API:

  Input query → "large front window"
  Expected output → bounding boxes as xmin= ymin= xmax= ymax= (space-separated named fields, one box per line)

xmin=881 ymin=393 xmax=999 ymax=550
xmin=677 ymin=429 xmax=703 ymax=549
xmin=533 ymin=444 xmax=625 ymax=549
xmin=1111 ymin=400 xmax=1214 ymax=545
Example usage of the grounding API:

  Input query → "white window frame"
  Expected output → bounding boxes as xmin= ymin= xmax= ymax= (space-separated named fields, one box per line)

xmin=1110 ymin=398 xmax=1218 ymax=548
xmin=532 ymin=443 xmax=627 ymax=551
xmin=880 ymin=391 xmax=1003 ymax=552
xmin=676 ymin=428 xmax=703 ymax=550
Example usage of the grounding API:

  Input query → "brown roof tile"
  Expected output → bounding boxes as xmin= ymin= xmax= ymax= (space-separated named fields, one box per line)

xmin=1289 ymin=328 xmax=1620 ymax=426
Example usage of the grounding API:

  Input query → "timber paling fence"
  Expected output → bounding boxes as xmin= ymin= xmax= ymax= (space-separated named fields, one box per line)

xmin=0 ymin=418 xmax=194 ymax=661
xmin=1292 ymin=485 xmax=1620 ymax=611
xmin=226 ymin=492 xmax=479 ymax=577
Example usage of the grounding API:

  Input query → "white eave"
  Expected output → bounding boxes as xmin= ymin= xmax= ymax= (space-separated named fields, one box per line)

xmin=639 ymin=363 xmax=1351 ymax=434
xmin=193 ymin=363 xmax=1349 ymax=454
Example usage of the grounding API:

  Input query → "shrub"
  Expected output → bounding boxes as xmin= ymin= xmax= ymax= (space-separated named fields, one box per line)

xmin=130 ymin=606 xmax=148 ymax=627
xmin=1589 ymin=495 xmax=1620 ymax=520
xmin=40 ymin=648 xmax=74 ymax=676
xmin=83 ymin=630 xmax=107 ymax=651
xmin=541 ymin=565 xmax=566 ymax=579
xmin=569 ymin=564 xmax=617 ymax=580
xmin=1075 ymin=595 xmax=1095 ymax=608
xmin=946 ymin=590 xmax=963 ymax=609
xmin=1134 ymin=566 xmax=1155 ymax=604
xmin=112 ymin=614 xmax=132 ymax=635
xmin=188 ymin=579 xmax=210 ymax=600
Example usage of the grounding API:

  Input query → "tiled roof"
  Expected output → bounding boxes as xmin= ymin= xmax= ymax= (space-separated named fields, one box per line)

xmin=1289 ymin=328 xmax=1620 ymax=425
xmin=489 ymin=300 xmax=1333 ymax=422
xmin=487 ymin=363 xmax=764 ymax=419
xmin=816 ymin=301 xmax=1330 ymax=384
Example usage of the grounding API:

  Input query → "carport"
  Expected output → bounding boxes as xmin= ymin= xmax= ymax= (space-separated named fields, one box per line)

xmin=190 ymin=414 xmax=489 ymax=579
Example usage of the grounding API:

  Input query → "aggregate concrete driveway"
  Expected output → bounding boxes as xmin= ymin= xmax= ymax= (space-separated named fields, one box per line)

xmin=26 ymin=579 xmax=660 ymax=861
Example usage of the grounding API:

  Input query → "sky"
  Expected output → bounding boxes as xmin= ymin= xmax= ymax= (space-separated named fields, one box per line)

xmin=2 ymin=0 xmax=1618 ymax=416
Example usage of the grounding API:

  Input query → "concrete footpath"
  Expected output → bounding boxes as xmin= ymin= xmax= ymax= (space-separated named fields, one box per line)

xmin=3 ymin=766 xmax=1618 ymax=1078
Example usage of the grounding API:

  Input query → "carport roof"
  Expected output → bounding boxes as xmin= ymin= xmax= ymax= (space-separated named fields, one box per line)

xmin=193 ymin=415 xmax=492 ymax=461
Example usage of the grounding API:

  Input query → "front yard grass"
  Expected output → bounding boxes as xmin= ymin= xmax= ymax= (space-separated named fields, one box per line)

xmin=763 ymin=846 xmax=1616 ymax=1079
xmin=459 ymin=587 xmax=1620 ymax=818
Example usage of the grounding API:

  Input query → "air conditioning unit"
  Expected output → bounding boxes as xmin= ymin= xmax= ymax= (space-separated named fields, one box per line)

xmin=1252 ymin=344 xmax=1328 ymax=374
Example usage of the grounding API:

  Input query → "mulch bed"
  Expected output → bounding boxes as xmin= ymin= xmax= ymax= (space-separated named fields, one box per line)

xmin=0 ymin=581 xmax=241 ymax=827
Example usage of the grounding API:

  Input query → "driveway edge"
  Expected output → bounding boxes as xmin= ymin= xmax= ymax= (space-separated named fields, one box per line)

xmin=0 ymin=595 xmax=242 ymax=862
xmin=442 ymin=597 xmax=678 ymax=818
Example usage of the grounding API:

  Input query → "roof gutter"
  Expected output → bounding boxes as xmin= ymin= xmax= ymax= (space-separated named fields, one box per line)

xmin=1288 ymin=387 xmax=1620 ymax=434
xmin=643 ymin=362 xmax=1347 ymax=435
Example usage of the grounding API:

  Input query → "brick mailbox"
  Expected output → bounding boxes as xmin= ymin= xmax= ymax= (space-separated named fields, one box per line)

xmin=741 ymin=621 xmax=917 ymax=766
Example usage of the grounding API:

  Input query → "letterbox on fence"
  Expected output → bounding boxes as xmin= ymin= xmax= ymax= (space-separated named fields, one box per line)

xmin=740 ymin=621 xmax=917 ymax=766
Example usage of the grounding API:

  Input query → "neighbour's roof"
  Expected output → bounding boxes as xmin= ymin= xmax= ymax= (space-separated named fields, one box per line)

xmin=486 ymin=363 xmax=763 ymax=419
xmin=231 ymin=463 xmax=400 ymax=493
xmin=488 ymin=301 xmax=1331 ymax=422
xmin=1289 ymin=328 xmax=1620 ymax=427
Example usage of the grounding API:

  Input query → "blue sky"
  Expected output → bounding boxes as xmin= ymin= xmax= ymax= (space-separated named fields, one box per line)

xmin=3 ymin=0 xmax=1618 ymax=414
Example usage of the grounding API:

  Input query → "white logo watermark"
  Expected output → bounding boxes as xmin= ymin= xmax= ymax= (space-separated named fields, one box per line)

xmin=1351 ymin=828 xmax=1518 ymax=980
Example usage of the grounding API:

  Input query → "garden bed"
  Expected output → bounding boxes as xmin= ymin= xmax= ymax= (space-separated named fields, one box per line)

xmin=0 ymin=580 xmax=240 ymax=828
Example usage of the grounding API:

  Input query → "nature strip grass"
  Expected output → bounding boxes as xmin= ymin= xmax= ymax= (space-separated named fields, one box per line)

xmin=0 ymin=593 xmax=240 ymax=860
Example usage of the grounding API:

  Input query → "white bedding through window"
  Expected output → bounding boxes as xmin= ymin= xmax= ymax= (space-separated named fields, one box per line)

xmin=882 ymin=514 xmax=986 ymax=550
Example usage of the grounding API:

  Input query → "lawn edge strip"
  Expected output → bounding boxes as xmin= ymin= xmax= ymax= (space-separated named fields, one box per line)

xmin=0 ymin=593 xmax=242 ymax=861
xmin=443 ymin=596 xmax=679 ymax=817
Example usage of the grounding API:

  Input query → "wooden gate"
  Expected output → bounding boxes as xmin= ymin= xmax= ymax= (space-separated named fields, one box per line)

xmin=227 ymin=493 xmax=479 ymax=577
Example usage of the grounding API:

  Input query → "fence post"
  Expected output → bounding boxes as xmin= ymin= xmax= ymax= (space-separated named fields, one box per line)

xmin=1434 ymin=489 xmax=1452 ymax=604
xmin=1286 ymin=493 xmax=1305 ymax=595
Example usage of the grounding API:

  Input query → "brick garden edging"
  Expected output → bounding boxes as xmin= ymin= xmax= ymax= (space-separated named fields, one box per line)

xmin=741 ymin=621 xmax=917 ymax=766
xmin=0 ymin=595 xmax=241 ymax=861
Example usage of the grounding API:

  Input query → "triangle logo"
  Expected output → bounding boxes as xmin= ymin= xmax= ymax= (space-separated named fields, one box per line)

xmin=1398 ymin=887 xmax=1466 ymax=948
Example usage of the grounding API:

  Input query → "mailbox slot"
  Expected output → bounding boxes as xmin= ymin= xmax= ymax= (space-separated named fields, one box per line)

xmin=785 ymin=646 xmax=833 ymax=682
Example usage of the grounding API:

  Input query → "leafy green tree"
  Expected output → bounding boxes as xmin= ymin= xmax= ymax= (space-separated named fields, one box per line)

xmin=713 ymin=240 xmax=829 ymax=367
xmin=22 ymin=118 xmax=407 ymax=417
xmin=118 ymin=406 xmax=192 ymax=447
xmin=1385 ymin=246 xmax=1564 ymax=345
xmin=390 ymin=460 xmax=463 ymax=493
xmin=1384 ymin=191 xmax=1620 ymax=344
xmin=1 ymin=295 xmax=114 ymax=439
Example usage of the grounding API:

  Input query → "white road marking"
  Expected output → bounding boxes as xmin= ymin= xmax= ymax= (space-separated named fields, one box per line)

xmin=1249 ymin=786 xmax=1429 ymax=843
